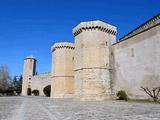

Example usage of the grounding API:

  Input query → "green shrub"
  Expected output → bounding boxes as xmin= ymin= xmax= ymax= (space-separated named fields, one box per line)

xmin=43 ymin=85 xmax=51 ymax=97
xmin=32 ymin=89 xmax=39 ymax=96
xmin=116 ymin=90 xmax=128 ymax=101
xmin=27 ymin=88 xmax=31 ymax=95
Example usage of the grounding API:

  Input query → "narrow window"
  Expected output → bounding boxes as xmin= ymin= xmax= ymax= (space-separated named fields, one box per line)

xmin=131 ymin=48 xmax=135 ymax=57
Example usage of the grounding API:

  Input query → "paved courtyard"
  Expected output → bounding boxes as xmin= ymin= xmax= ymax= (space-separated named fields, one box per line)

xmin=0 ymin=96 xmax=160 ymax=120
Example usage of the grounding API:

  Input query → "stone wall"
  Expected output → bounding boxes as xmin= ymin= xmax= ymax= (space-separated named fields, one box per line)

xmin=30 ymin=72 xmax=51 ymax=96
xmin=112 ymin=16 xmax=160 ymax=99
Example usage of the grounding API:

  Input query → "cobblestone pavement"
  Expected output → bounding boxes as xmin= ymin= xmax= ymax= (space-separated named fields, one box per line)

xmin=0 ymin=96 xmax=160 ymax=120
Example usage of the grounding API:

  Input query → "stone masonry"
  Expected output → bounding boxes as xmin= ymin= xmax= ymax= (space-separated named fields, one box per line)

xmin=73 ymin=20 xmax=116 ymax=100
xmin=51 ymin=42 xmax=75 ymax=98
xmin=22 ymin=14 xmax=160 ymax=100
xmin=30 ymin=72 xmax=51 ymax=96
xmin=21 ymin=55 xmax=36 ymax=96
xmin=21 ymin=55 xmax=51 ymax=96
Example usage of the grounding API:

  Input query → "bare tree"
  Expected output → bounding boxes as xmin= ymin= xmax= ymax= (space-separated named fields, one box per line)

xmin=141 ymin=86 xmax=160 ymax=102
xmin=0 ymin=65 xmax=11 ymax=92
xmin=141 ymin=75 xmax=160 ymax=102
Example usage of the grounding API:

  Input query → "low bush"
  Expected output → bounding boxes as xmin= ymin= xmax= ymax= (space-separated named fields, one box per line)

xmin=43 ymin=85 xmax=51 ymax=97
xmin=116 ymin=90 xmax=128 ymax=101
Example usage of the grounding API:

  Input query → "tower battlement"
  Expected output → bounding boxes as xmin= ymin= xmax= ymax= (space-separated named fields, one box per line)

xmin=73 ymin=20 xmax=117 ymax=37
xmin=51 ymin=42 xmax=75 ymax=52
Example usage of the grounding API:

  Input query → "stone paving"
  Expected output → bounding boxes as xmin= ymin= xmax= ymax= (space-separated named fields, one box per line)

xmin=0 ymin=96 xmax=160 ymax=120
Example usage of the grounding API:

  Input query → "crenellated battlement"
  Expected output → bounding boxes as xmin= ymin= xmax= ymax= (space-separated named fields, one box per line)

xmin=51 ymin=42 xmax=75 ymax=52
xmin=73 ymin=20 xmax=117 ymax=37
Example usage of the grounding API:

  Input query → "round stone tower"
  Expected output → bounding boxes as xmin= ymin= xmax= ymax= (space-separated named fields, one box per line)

xmin=21 ymin=55 xmax=36 ymax=96
xmin=73 ymin=20 xmax=117 ymax=101
xmin=51 ymin=42 xmax=75 ymax=98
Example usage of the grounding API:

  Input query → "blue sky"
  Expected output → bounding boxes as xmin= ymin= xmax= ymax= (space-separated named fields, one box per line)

xmin=0 ymin=0 xmax=159 ymax=77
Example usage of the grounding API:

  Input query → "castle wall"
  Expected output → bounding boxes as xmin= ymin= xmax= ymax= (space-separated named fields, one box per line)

xmin=22 ymin=14 xmax=160 ymax=101
xmin=112 ymin=24 xmax=160 ymax=99
xmin=30 ymin=73 xmax=51 ymax=96
xmin=51 ymin=42 xmax=74 ymax=98
xmin=73 ymin=21 xmax=117 ymax=101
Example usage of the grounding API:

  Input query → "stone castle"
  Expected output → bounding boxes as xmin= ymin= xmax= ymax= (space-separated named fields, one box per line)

xmin=22 ymin=14 xmax=160 ymax=100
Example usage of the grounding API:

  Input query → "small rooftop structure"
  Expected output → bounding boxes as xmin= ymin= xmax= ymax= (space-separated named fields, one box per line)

xmin=25 ymin=55 xmax=36 ymax=60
